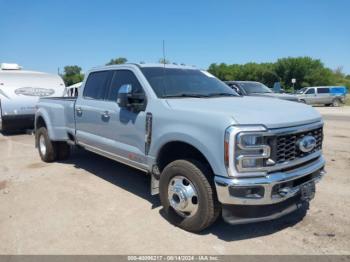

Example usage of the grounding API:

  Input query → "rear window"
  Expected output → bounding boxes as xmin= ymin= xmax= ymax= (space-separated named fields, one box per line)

xmin=83 ymin=71 xmax=109 ymax=100
xmin=317 ymin=88 xmax=330 ymax=94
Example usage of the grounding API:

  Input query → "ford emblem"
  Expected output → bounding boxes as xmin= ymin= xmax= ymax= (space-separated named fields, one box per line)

xmin=298 ymin=135 xmax=317 ymax=153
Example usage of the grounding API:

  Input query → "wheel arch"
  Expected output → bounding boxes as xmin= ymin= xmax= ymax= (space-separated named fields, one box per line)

xmin=34 ymin=110 xmax=54 ymax=141
xmin=155 ymin=140 xmax=216 ymax=176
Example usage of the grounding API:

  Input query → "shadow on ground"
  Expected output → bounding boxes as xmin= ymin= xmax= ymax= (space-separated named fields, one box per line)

xmin=0 ymin=129 xmax=33 ymax=136
xmin=64 ymin=148 xmax=161 ymax=209
xmin=64 ymin=148 xmax=307 ymax=241
xmin=200 ymin=206 xmax=307 ymax=241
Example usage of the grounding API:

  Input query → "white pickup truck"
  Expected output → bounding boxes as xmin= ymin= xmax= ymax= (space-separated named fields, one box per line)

xmin=34 ymin=63 xmax=326 ymax=232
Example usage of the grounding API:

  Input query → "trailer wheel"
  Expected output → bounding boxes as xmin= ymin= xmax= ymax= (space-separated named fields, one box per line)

xmin=36 ymin=127 xmax=58 ymax=162
xmin=159 ymin=159 xmax=220 ymax=232
xmin=0 ymin=103 xmax=5 ymax=133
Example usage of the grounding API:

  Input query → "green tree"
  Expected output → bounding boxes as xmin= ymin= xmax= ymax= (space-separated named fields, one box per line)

xmin=106 ymin=57 xmax=128 ymax=65
xmin=208 ymin=56 xmax=349 ymax=90
xmin=62 ymin=65 xmax=84 ymax=86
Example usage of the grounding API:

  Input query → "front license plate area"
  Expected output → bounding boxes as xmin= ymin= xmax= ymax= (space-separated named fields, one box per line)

xmin=300 ymin=181 xmax=315 ymax=201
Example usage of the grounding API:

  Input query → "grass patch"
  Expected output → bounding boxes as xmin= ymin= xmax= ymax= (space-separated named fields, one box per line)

xmin=345 ymin=96 xmax=350 ymax=106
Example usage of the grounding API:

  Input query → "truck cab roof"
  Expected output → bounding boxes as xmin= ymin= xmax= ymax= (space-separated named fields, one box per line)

xmin=90 ymin=63 xmax=198 ymax=72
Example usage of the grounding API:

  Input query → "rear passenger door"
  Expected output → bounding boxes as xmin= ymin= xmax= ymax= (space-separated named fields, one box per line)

xmin=75 ymin=70 xmax=112 ymax=148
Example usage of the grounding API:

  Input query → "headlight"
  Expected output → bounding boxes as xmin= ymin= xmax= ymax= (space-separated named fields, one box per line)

xmin=236 ymin=133 xmax=270 ymax=172
xmin=239 ymin=134 xmax=262 ymax=146
xmin=224 ymin=126 xmax=270 ymax=177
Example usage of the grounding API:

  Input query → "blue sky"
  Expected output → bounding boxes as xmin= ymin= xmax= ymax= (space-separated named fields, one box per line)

xmin=1 ymin=0 xmax=349 ymax=74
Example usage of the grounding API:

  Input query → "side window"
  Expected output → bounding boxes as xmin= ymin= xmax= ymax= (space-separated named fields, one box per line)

xmin=305 ymin=88 xmax=315 ymax=94
xmin=107 ymin=70 xmax=144 ymax=101
xmin=317 ymin=88 xmax=330 ymax=94
xmin=232 ymin=84 xmax=243 ymax=95
xmin=83 ymin=71 xmax=109 ymax=100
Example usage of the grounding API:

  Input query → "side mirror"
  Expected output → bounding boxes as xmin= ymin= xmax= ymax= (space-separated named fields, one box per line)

xmin=117 ymin=84 xmax=146 ymax=112
xmin=117 ymin=84 xmax=132 ymax=108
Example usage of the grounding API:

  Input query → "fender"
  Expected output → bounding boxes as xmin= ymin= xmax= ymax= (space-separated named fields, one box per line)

xmin=150 ymin=131 xmax=224 ymax=177
xmin=35 ymin=108 xmax=54 ymax=138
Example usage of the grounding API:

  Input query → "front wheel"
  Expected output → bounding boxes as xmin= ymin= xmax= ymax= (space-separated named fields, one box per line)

xmin=159 ymin=159 xmax=220 ymax=232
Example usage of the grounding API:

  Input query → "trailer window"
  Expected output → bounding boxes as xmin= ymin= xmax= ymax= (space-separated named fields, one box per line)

xmin=83 ymin=71 xmax=109 ymax=100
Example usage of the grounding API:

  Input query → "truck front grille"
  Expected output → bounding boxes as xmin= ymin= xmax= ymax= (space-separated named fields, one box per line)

xmin=270 ymin=127 xmax=323 ymax=164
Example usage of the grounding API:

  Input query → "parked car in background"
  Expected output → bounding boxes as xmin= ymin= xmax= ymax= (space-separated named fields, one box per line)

xmin=35 ymin=63 xmax=325 ymax=232
xmin=225 ymin=81 xmax=299 ymax=102
xmin=296 ymin=86 xmax=347 ymax=106
xmin=0 ymin=63 xmax=65 ymax=132
xmin=64 ymin=82 xmax=82 ymax=97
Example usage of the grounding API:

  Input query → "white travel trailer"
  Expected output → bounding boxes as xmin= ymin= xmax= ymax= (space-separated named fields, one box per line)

xmin=0 ymin=63 xmax=65 ymax=131
xmin=64 ymin=82 xmax=82 ymax=97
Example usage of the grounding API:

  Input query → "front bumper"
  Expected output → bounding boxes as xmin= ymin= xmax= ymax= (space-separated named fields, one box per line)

xmin=214 ymin=156 xmax=325 ymax=224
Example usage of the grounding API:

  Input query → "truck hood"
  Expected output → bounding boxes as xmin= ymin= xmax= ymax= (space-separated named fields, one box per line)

xmin=165 ymin=96 xmax=322 ymax=129
xmin=251 ymin=93 xmax=299 ymax=102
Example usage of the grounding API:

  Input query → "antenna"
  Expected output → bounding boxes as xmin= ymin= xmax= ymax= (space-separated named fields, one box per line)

xmin=162 ymin=40 xmax=166 ymax=68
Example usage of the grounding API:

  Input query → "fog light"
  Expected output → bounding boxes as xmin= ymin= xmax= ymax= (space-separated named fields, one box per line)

xmin=229 ymin=186 xmax=264 ymax=199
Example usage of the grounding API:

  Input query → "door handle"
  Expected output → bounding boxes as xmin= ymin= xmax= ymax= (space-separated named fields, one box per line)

xmin=76 ymin=107 xmax=82 ymax=115
xmin=101 ymin=111 xmax=110 ymax=120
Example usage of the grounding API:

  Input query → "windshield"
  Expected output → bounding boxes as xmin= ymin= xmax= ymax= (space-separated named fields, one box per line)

xmin=140 ymin=67 xmax=238 ymax=98
xmin=238 ymin=82 xmax=273 ymax=94
xmin=296 ymin=88 xmax=307 ymax=94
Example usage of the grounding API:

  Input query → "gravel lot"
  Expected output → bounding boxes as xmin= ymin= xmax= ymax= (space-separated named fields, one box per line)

xmin=0 ymin=107 xmax=349 ymax=255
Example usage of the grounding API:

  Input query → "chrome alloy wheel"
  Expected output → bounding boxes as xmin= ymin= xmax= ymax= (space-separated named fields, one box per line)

xmin=168 ymin=176 xmax=199 ymax=217
xmin=39 ymin=135 xmax=47 ymax=156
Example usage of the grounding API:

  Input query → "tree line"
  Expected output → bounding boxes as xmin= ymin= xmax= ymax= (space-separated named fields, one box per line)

xmin=61 ymin=56 xmax=350 ymax=90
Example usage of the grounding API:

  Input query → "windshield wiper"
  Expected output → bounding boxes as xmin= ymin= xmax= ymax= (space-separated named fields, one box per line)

xmin=162 ymin=93 xmax=210 ymax=98
xmin=207 ymin=92 xmax=237 ymax=97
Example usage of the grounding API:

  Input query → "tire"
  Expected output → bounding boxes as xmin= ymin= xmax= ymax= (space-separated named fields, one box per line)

xmin=300 ymin=99 xmax=306 ymax=104
xmin=0 ymin=114 xmax=4 ymax=133
xmin=57 ymin=142 xmax=71 ymax=161
xmin=159 ymin=159 xmax=220 ymax=232
xmin=332 ymin=99 xmax=341 ymax=107
xmin=36 ymin=127 xmax=58 ymax=162
xmin=0 ymin=103 xmax=5 ymax=133
xmin=325 ymin=104 xmax=332 ymax=107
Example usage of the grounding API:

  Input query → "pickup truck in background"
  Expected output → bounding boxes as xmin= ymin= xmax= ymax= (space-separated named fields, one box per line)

xmin=35 ymin=64 xmax=326 ymax=232
xmin=225 ymin=81 xmax=300 ymax=102
xmin=296 ymin=86 xmax=347 ymax=106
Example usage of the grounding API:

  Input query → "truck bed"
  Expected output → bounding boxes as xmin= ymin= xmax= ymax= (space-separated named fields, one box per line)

xmin=37 ymin=97 xmax=77 ymax=141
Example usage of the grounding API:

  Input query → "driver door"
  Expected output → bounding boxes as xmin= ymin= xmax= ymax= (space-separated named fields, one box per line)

xmin=97 ymin=69 xmax=148 ymax=169
xmin=304 ymin=88 xmax=316 ymax=104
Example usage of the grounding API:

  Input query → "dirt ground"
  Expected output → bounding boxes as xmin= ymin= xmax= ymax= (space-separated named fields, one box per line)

xmin=0 ymin=107 xmax=349 ymax=255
